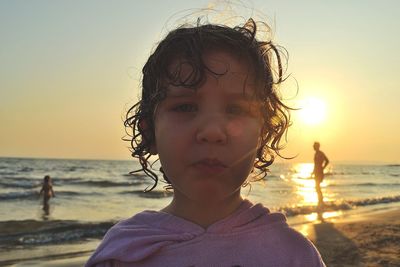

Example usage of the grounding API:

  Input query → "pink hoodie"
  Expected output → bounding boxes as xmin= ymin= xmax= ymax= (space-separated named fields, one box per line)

xmin=86 ymin=200 xmax=325 ymax=267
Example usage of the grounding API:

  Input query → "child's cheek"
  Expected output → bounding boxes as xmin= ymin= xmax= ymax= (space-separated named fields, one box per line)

xmin=226 ymin=119 xmax=261 ymax=138
xmin=226 ymin=121 xmax=243 ymax=137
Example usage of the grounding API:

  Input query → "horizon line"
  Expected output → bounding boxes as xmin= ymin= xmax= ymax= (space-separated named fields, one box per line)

xmin=0 ymin=155 xmax=398 ymax=165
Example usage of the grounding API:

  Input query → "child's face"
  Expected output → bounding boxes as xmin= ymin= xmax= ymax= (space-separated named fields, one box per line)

xmin=153 ymin=50 xmax=263 ymax=204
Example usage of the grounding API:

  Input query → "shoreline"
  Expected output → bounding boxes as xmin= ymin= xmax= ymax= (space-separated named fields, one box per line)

xmin=2 ymin=204 xmax=400 ymax=267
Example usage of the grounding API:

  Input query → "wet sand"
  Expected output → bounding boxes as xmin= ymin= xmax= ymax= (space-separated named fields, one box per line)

xmin=0 ymin=241 xmax=97 ymax=267
xmin=307 ymin=208 xmax=400 ymax=267
xmin=3 ymin=207 xmax=400 ymax=266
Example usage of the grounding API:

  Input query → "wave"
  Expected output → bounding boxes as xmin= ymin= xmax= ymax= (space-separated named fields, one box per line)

xmin=0 ymin=190 xmax=101 ymax=201
xmin=329 ymin=182 xmax=400 ymax=187
xmin=0 ymin=171 xmax=18 ymax=176
xmin=0 ymin=191 xmax=39 ymax=201
xmin=60 ymin=165 xmax=95 ymax=172
xmin=122 ymin=173 xmax=148 ymax=178
xmin=287 ymin=170 xmax=379 ymax=177
xmin=280 ymin=203 xmax=352 ymax=217
xmin=326 ymin=171 xmax=346 ymax=175
xmin=19 ymin=167 xmax=34 ymax=172
xmin=0 ymin=177 xmax=42 ymax=189
xmin=347 ymin=195 xmax=400 ymax=206
xmin=69 ymin=179 xmax=145 ymax=187
xmin=0 ymin=220 xmax=114 ymax=247
xmin=280 ymin=195 xmax=400 ymax=217
xmin=120 ymin=190 xmax=173 ymax=199
xmin=265 ymin=174 xmax=279 ymax=179
xmin=0 ymin=176 xmax=147 ymax=190
xmin=386 ymin=164 xmax=400 ymax=167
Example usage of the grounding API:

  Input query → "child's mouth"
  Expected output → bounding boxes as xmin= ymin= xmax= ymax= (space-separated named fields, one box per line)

xmin=193 ymin=158 xmax=227 ymax=174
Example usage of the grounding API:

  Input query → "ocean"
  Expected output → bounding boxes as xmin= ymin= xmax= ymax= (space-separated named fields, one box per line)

xmin=0 ymin=157 xmax=399 ymax=265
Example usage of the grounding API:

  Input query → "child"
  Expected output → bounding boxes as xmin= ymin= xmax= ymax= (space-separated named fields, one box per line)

xmin=86 ymin=18 xmax=325 ymax=266
xmin=39 ymin=175 xmax=55 ymax=212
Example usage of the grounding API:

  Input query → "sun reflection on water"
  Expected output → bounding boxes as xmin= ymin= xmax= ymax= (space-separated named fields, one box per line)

xmin=291 ymin=163 xmax=327 ymax=206
xmin=287 ymin=163 xmax=340 ymax=223
xmin=304 ymin=210 xmax=342 ymax=222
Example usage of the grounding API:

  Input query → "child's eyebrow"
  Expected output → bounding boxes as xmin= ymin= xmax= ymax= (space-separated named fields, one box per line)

xmin=165 ymin=88 xmax=258 ymax=101
xmin=165 ymin=88 xmax=196 ymax=97
xmin=226 ymin=92 xmax=257 ymax=101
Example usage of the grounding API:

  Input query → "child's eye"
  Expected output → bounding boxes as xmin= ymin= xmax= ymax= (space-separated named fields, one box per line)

xmin=172 ymin=103 xmax=197 ymax=112
xmin=226 ymin=104 xmax=248 ymax=115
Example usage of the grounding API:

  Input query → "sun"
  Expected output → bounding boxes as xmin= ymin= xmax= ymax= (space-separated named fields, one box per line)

xmin=299 ymin=97 xmax=327 ymax=125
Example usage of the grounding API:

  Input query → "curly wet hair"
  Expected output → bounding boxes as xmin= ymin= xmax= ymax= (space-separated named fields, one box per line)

xmin=124 ymin=18 xmax=292 ymax=191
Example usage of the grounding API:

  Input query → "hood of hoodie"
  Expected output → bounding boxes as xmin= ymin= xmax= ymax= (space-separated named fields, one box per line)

xmin=86 ymin=200 xmax=287 ymax=266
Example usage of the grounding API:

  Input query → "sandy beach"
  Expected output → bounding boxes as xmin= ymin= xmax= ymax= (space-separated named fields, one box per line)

xmin=306 ymin=207 xmax=400 ymax=267
xmin=1 ymin=206 xmax=398 ymax=267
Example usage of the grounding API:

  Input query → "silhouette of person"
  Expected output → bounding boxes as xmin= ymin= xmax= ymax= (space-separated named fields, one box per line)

xmin=39 ymin=175 xmax=55 ymax=214
xmin=311 ymin=142 xmax=329 ymax=209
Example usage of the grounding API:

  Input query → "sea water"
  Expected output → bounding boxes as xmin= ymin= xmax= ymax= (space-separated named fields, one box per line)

xmin=0 ymin=157 xmax=399 ymax=264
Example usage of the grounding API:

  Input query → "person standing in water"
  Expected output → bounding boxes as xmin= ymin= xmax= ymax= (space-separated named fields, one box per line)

xmin=39 ymin=175 xmax=55 ymax=214
xmin=312 ymin=142 xmax=329 ymax=209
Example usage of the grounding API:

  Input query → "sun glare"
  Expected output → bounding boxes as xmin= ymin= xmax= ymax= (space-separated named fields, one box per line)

xmin=291 ymin=163 xmax=320 ymax=206
xmin=299 ymin=97 xmax=327 ymax=125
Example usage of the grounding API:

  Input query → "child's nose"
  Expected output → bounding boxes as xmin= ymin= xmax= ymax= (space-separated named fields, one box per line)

xmin=195 ymin=115 xmax=227 ymax=144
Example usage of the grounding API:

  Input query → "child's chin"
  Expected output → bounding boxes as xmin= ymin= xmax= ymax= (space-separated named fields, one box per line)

xmin=190 ymin=186 xmax=235 ymax=203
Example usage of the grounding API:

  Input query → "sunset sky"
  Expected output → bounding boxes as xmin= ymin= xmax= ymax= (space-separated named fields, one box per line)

xmin=1 ymin=0 xmax=399 ymax=163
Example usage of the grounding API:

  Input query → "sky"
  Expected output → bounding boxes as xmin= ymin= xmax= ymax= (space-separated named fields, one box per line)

xmin=1 ymin=0 xmax=399 ymax=164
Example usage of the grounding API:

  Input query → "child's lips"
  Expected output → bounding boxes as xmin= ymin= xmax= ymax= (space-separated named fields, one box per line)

xmin=192 ymin=158 xmax=228 ymax=174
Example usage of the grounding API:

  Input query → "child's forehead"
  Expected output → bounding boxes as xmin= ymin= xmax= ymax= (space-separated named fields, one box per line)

xmin=169 ymin=49 xmax=253 ymax=74
xmin=165 ymin=76 xmax=258 ymax=100
xmin=165 ymin=50 xmax=258 ymax=92
xmin=204 ymin=50 xmax=252 ymax=73
xmin=165 ymin=86 xmax=257 ymax=102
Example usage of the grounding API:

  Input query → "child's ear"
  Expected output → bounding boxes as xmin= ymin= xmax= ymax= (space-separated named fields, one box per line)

xmin=139 ymin=119 xmax=158 ymax=155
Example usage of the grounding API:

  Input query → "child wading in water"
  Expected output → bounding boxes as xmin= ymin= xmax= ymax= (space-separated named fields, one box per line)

xmin=86 ymin=18 xmax=325 ymax=267
xmin=39 ymin=175 xmax=55 ymax=213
